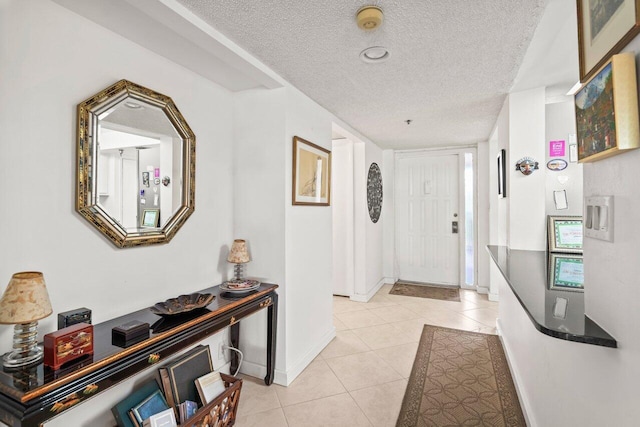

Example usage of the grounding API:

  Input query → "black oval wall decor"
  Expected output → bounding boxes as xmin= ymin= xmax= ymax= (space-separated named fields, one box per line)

xmin=367 ymin=163 xmax=383 ymax=223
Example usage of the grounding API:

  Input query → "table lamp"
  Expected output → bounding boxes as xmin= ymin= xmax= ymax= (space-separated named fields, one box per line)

xmin=0 ymin=272 xmax=53 ymax=369
xmin=227 ymin=239 xmax=250 ymax=283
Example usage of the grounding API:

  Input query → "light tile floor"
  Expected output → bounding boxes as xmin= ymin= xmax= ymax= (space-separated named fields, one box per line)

xmin=235 ymin=284 xmax=498 ymax=427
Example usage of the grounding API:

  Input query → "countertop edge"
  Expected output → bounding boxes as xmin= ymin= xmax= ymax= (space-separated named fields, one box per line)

xmin=487 ymin=245 xmax=617 ymax=348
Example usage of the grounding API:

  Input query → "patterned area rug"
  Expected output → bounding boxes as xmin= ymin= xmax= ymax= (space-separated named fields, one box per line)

xmin=390 ymin=281 xmax=460 ymax=302
xmin=397 ymin=326 xmax=526 ymax=427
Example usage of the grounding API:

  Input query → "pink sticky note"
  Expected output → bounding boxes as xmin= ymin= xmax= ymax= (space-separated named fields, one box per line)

xmin=154 ymin=168 xmax=160 ymax=178
xmin=549 ymin=140 xmax=565 ymax=157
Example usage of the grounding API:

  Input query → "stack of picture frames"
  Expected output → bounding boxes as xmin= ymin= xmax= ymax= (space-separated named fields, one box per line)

xmin=575 ymin=0 xmax=640 ymax=163
xmin=547 ymin=216 xmax=584 ymax=292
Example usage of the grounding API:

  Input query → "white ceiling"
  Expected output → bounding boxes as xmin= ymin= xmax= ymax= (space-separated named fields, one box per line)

xmin=174 ymin=0 xmax=579 ymax=149
xmin=54 ymin=0 xmax=579 ymax=150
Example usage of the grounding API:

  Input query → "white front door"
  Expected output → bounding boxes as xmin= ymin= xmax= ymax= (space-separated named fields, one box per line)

xmin=395 ymin=154 xmax=460 ymax=285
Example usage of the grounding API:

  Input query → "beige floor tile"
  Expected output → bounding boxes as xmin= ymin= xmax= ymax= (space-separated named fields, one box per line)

xmin=235 ymin=407 xmax=288 ymax=427
xmin=351 ymin=323 xmax=415 ymax=350
xmin=421 ymin=309 xmax=485 ymax=332
xmin=383 ymin=293 xmax=420 ymax=304
xmin=275 ymin=359 xmax=346 ymax=407
xmin=321 ymin=330 xmax=371 ymax=359
xmin=461 ymin=308 xmax=499 ymax=327
xmin=325 ymin=351 xmax=402 ymax=391
xmin=376 ymin=284 xmax=394 ymax=295
xmin=400 ymin=301 xmax=454 ymax=319
xmin=389 ymin=318 xmax=431 ymax=341
xmin=362 ymin=293 xmax=397 ymax=309
xmin=236 ymin=375 xmax=283 ymax=417
xmin=350 ymin=379 xmax=408 ymax=427
xmin=367 ymin=304 xmax=421 ymax=323
xmin=333 ymin=315 xmax=348 ymax=331
xmin=334 ymin=309 xmax=387 ymax=329
xmin=373 ymin=342 xmax=419 ymax=378
xmin=283 ymin=393 xmax=372 ymax=427
xmin=333 ymin=296 xmax=368 ymax=314
xmin=476 ymin=325 xmax=498 ymax=335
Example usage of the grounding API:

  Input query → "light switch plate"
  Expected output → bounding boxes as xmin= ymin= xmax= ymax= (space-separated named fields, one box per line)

xmin=584 ymin=196 xmax=613 ymax=242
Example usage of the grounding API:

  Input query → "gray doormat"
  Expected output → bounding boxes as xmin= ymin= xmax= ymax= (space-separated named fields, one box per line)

xmin=389 ymin=281 xmax=460 ymax=302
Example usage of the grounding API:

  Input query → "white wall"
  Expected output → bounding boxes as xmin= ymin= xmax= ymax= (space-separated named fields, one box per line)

xmin=382 ymin=150 xmax=396 ymax=281
xmin=476 ymin=141 xmax=490 ymax=294
xmin=493 ymin=36 xmax=640 ymax=427
xmin=508 ymin=87 xmax=546 ymax=250
xmin=0 ymin=1 xmax=235 ymax=425
xmin=545 ymin=100 xmax=583 ymax=216
xmin=232 ymin=87 xmax=288 ymax=381
xmin=331 ymin=139 xmax=355 ymax=296
xmin=283 ymin=87 xmax=335 ymax=382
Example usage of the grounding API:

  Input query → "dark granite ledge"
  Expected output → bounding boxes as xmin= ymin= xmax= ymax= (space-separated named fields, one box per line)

xmin=487 ymin=245 xmax=616 ymax=348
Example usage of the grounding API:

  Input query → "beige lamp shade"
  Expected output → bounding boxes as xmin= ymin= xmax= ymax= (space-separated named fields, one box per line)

xmin=227 ymin=239 xmax=250 ymax=264
xmin=0 ymin=272 xmax=53 ymax=324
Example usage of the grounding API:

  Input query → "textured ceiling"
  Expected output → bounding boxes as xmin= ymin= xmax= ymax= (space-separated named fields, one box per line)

xmin=177 ymin=0 xmax=548 ymax=149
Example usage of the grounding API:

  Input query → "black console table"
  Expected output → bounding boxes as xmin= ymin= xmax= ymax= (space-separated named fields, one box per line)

xmin=487 ymin=245 xmax=615 ymax=347
xmin=0 ymin=283 xmax=278 ymax=427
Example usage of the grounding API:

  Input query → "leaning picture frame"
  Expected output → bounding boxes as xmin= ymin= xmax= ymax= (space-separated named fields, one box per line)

xmin=549 ymin=253 xmax=584 ymax=292
xmin=577 ymin=0 xmax=640 ymax=82
xmin=141 ymin=209 xmax=160 ymax=227
xmin=548 ymin=216 xmax=583 ymax=253
xmin=575 ymin=53 xmax=640 ymax=163
xmin=292 ymin=136 xmax=331 ymax=206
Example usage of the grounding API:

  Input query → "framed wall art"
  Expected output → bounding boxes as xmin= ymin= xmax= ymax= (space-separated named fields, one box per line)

xmin=548 ymin=216 xmax=583 ymax=253
xmin=577 ymin=0 xmax=640 ymax=82
xmin=575 ymin=52 xmax=640 ymax=162
xmin=497 ymin=149 xmax=506 ymax=198
xmin=292 ymin=136 xmax=331 ymax=206
xmin=367 ymin=163 xmax=383 ymax=223
xmin=549 ymin=253 xmax=584 ymax=292
xmin=141 ymin=209 xmax=160 ymax=227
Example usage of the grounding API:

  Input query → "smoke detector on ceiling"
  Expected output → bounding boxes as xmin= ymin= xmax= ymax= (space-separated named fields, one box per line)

xmin=356 ymin=6 xmax=383 ymax=30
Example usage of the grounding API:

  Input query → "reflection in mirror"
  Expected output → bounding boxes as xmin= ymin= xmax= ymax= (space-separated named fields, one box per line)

xmin=77 ymin=80 xmax=195 ymax=247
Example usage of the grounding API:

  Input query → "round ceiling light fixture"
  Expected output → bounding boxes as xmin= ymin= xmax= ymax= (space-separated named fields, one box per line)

xmin=356 ymin=6 xmax=383 ymax=30
xmin=360 ymin=46 xmax=390 ymax=63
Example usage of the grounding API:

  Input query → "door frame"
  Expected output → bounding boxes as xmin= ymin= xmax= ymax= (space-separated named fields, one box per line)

xmin=393 ymin=146 xmax=477 ymax=289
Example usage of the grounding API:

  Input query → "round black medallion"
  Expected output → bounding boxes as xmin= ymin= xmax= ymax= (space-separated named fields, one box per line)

xmin=367 ymin=163 xmax=383 ymax=223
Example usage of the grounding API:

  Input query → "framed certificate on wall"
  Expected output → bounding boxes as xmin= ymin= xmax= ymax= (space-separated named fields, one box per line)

xmin=548 ymin=216 xmax=583 ymax=254
xmin=549 ymin=253 xmax=584 ymax=292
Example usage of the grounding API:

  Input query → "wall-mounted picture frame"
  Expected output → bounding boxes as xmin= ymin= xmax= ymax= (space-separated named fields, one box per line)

xmin=577 ymin=0 xmax=640 ymax=82
xmin=141 ymin=209 xmax=160 ymax=227
xmin=548 ymin=215 xmax=583 ymax=253
xmin=549 ymin=253 xmax=584 ymax=292
xmin=575 ymin=53 xmax=640 ymax=163
xmin=497 ymin=149 xmax=506 ymax=198
xmin=292 ymin=136 xmax=331 ymax=206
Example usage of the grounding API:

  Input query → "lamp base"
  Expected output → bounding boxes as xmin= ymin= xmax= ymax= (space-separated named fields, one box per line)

xmin=2 ymin=322 xmax=44 ymax=370
xmin=3 ymin=347 xmax=44 ymax=370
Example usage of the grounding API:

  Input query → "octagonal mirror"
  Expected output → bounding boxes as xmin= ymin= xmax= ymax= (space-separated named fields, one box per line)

xmin=76 ymin=80 xmax=195 ymax=248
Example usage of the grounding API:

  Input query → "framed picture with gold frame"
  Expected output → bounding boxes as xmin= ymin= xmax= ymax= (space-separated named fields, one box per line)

xmin=292 ymin=136 xmax=331 ymax=206
xmin=141 ymin=209 xmax=160 ymax=227
xmin=577 ymin=0 xmax=640 ymax=82
xmin=575 ymin=52 xmax=640 ymax=163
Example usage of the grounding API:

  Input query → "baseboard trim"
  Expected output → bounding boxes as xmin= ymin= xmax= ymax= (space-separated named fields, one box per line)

xmin=476 ymin=286 xmax=489 ymax=295
xmin=350 ymin=278 xmax=387 ymax=302
xmin=239 ymin=326 xmax=336 ymax=386
xmin=488 ymin=291 xmax=499 ymax=302
xmin=497 ymin=319 xmax=535 ymax=427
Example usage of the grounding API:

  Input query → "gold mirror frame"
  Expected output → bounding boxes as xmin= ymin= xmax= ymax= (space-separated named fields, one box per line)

xmin=76 ymin=80 xmax=195 ymax=248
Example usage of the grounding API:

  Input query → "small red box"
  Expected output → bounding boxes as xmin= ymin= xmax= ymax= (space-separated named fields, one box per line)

xmin=44 ymin=323 xmax=94 ymax=370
